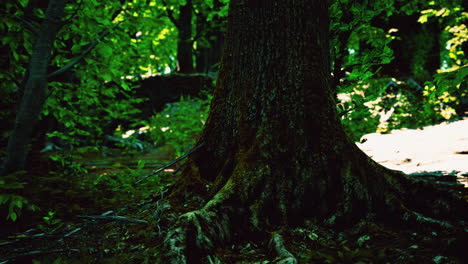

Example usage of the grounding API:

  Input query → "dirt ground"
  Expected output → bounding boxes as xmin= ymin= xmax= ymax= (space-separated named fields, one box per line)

xmin=357 ymin=117 xmax=468 ymax=187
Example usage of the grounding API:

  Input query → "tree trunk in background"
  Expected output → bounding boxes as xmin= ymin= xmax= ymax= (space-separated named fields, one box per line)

xmin=195 ymin=0 xmax=225 ymax=73
xmin=176 ymin=0 xmax=195 ymax=73
xmin=195 ymin=24 xmax=224 ymax=74
xmin=1 ymin=0 xmax=65 ymax=176
xmin=162 ymin=0 xmax=466 ymax=262
xmin=376 ymin=14 xmax=441 ymax=82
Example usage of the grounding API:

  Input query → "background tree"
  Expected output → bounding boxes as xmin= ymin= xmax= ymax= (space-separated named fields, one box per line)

xmin=193 ymin=0 xmax=227 ymax=73
xmin=1 ymin=0 xmax=65 ymax=176
xmin=330 ymin=0 xmax=467 ymax=140
xmin=161 ymin=0 xmax=195 ymax=73
xmin=162 ymin=0 xmax=467 ymax=262
xmin=161 ymin=0 xmax=227 ymax=73
xmin=0 ymin=0 xmax=183 ymax=175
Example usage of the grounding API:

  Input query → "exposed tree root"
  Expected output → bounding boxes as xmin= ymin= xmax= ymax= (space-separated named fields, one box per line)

xmin=164 ymin=208 xmax=231 ymax=263
xmin=164 ymin=143 xmax=468 ymax=264
xmin=269 ymin=232 xmax=298 ymax=264
xmin=381 ymin=166 xmax=468 ymax=231
xmin=162 ymin=155 xmax=467 ymax=263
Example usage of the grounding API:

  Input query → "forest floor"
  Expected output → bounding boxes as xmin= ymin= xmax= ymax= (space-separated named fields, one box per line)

xmin=1 ymin=118 xmax=467 ymax=264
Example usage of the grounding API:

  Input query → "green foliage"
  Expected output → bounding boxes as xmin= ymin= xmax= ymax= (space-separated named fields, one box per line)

xmin=1 ymin=0 xmax=177 ymax=149
xmin=91 ymin=159 xmax=146 ymax=197
xmin=331 ymin=0 xmax=399 ymax=140
xmin=26 ymin=148 xmax=172 ymax=218
xmin=0 ymin=0 xmax=228 ymax=163
xmin=0 ymin=2 xmax=31 ymax=91
xmin=83 ymin=161 xmax=173 ymax=208
xmin=145 ymin=95 xmax=212 ymax=157
xmin=332 ymin=0 xmax=467 ymax=140
xmin=418 ymin=1 xmax=467 ymax=68
xmin=341 ymin=112 xmax=379 ymax=142
xmin=330 ymin=0 xmax=396 ymax=85
xmin=49 ymin=152 xmax=88 ymax=176
xmin=422 ymin=66 xmax=467 ymax=119
xmin=38 ymin=211 xmax=64 ymax=232
xmin=0 ymin=173 xmax=38 ymax=222
xmin=46 ymin=150 xmax=152 ymax=207
xmin=43 ymin=82 xmax=146 ymax=147
xmin=0 ymin=194 xmax=36 ymax=222
xmin=338 ymin=75 xmax=462 ymax=140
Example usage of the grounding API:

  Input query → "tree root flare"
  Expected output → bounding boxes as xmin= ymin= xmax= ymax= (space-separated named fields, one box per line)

xmin=385 ymin=192 xmax=465 ymax=232
xmin=402 ymin=210 xmax=457 ymax=230
xmin=163 ymin=209 xmax=231 ymax=263
xmin=269 ymin=232 xmax=298 ymax=264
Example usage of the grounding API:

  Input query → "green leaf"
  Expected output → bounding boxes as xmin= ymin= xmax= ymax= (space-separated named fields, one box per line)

xmin=14 ymin=199 xmax=23 ymax=209
xmin=19 ymin=0 xmax=28 ymax=7
xmin=98 ymin=45 xmax=113 ymax=57
xmin=418 ymin=14 xmax=428 ymax=24
xmin=9 ymin=211 xmax=17 ymax=221
xmin=308 ymin=232 xmax=319 ymax=240
xmin=102 ymin=73 xmax=112 ymax=81
xmin=71 ymin=44 xmax=81 ymax=54
xmin=121 ymin=82 xmax=130 ymax=90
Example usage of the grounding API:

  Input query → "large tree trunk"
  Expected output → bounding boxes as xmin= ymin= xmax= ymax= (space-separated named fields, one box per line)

xmin=163 ymin=0 xmax=467 ymax=262
xmin=1 ymin=0 xmax=65 ymax=176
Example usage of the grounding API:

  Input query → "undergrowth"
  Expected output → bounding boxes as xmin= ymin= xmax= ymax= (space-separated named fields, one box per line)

xmin=338 ymin=77 xmax=463 ymax=141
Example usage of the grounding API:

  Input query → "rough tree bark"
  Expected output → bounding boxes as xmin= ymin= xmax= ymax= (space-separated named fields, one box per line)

xmin=162 ymin=0 xmax=467 ymax=263
xmin=1 ymin=0 xmax=65 ymax=176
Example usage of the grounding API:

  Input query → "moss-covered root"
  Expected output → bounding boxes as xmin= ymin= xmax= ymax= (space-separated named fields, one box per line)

xmin=163 ymin=209 xmax=231 ymax=263
xmin=385 ymin=191 xmax=466 ymax=231
xmin=269 ymin=232 xmax=298 ymax=264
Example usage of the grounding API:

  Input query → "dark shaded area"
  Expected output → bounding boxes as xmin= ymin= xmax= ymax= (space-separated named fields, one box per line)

xmin=176 ymin=0 xmax=195 ymax=73
xmin=133 ymin=73 xmax=214 ymax=119
xmin=373 ymin=14 xmax=441 ymax=82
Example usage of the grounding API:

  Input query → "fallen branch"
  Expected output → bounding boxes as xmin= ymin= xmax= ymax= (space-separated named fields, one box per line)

xmin=135 ymin=142 xmax=205 ymax=184
xmin=78 ymin=215 xmax=148 ymax=224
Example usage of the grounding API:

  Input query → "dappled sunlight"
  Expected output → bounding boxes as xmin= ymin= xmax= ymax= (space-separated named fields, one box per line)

xmin=357 ymin=117 xmax=468 ymax=186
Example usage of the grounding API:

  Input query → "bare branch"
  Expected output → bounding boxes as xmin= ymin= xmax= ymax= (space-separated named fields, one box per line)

xmin=78 ymin=215 xmax=148 ymax=224
xmin=135 ymin=142 xmax=205 ymax=184
xmin=47 ymin=21 xmax=122 ymax=79
xmin=161 ymin=0 xmax=180 ymax=28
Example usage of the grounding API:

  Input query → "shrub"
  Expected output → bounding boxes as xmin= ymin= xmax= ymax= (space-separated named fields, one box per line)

xmin=145 ymin=95 xmax=212 ymax=157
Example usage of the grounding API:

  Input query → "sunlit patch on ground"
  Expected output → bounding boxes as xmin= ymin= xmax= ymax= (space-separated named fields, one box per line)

xmin=357 ymin=117 xmax=468 ymax=186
